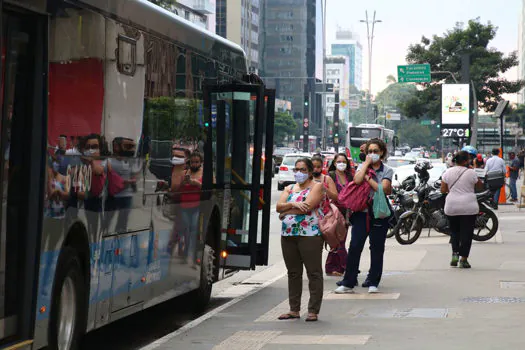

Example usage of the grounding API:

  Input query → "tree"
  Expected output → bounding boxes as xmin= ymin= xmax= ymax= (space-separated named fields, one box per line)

xmin=397 ymin=122 xmax=433 ymax=147
xmin=274 ymin=112 xmax=297 ymax=145
xmin=506 ymin=104 xmax=525 ymax=129
xmin=375 ymin=82 xmax=417 ymax=115
xmin=400 ymin=19 xmax=524 ymax=120
xmin=386 ymin=74 xmax=397 ymax=85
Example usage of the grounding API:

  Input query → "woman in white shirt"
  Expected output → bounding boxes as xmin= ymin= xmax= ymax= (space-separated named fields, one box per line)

xmin=441 ymin=151 xmax=483 ymax=269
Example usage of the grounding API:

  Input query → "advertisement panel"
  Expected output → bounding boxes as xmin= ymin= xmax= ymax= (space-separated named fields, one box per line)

xmin=441 ymin=84 xmax=470 ymax=125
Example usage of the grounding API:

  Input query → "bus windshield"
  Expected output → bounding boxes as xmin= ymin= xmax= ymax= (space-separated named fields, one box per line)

xmin=349 ymin=128 xmax=382 ymax=139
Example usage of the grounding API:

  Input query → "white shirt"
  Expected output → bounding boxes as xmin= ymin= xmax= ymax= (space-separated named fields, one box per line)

xmin=442 ymin=167 xmax=479 ymax=216
xmin=485 ymin=155 xmax=506 ymax=174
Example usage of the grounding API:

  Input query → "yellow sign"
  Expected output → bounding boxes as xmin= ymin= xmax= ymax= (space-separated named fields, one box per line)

xmin=340 ymin=100 xmax=347 ymax=108
xmin=386 ymin=113 xmax=391 ymax=120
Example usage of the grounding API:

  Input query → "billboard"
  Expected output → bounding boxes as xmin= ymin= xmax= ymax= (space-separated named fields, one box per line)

xmin=441 ymin=84 xmax=470 ymax=125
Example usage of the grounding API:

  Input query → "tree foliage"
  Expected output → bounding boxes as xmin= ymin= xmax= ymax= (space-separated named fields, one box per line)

xmin=397 ymin=122 xmax=433 ymax=147
xmin=506 ymin=104 xmax=525 ymax=129
xmin=375 ymin=82 xmax=417 ymax=115
xmin=274 ymin=112 xmax=297 ymax=145
xmin=400 ymin=19 xmax=524 ymax=119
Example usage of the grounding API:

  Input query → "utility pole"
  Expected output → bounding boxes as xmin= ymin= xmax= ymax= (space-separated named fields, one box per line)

xmin=321 ymin=0 xmax=328 ymax=150
xmin=361 ymin=10 xmax=381 ymax=124
xmin=333 ymin=89 xmax=340 ymax=150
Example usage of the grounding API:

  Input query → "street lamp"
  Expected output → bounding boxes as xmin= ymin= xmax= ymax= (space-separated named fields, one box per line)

xmin=321 ymin=0 xmax=328 ymax=149
xmin=360 ymin=10 xmax=382 ymax=124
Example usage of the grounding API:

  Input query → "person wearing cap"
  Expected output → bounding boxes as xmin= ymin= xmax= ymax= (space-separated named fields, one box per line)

xmin=473 ymin=154 xmax=484 ymax=169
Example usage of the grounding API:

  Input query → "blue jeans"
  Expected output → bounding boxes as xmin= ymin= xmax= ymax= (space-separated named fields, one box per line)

xmin=341 ymin=211 xmax=389 ymax=288
xmin=181 ymin=206 xmax=200 ymax=263
xmin=493 ymin=188 xmax=500 ymax=203
xmin=509 ymin=177 xmax=518 ymax=200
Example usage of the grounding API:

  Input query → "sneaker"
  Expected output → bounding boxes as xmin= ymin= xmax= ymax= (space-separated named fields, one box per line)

xmin=362 ymin=279 xmax=372 ymax=288
xmin=459 ymin=260 xmax=471 ymax=269
xmin=450 ymin=253 xmax=459 ymax=267
xmin=368 ymin=286 xmax=379 ymax=294
xmin=336 ymin=280 xmax=358 ymax=287
xmin=334 ymin=285 xmax=355 ymax=294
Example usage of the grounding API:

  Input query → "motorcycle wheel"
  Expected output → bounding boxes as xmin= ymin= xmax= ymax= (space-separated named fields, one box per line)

xmin=473 ymin=206 xmax=498 ymax=242
xmin=394 ymin=212 xmax=423 ymax=245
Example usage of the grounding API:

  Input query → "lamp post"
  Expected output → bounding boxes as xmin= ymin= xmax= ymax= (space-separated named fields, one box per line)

xmin=360 ymin=10 xmax=381 ymax=124
xmin=321 ymin=0 xmax=328 ymax=149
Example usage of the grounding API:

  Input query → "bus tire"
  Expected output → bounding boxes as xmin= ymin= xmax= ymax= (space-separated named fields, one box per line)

xmin=189 ymin=244 xmax=214 ymax=313
xmin=48 ymin=247 xmax=87 ymax=350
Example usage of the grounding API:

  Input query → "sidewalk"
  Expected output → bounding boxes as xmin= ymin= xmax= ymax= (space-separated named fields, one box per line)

xmin=144 ymin=209 xmax=525 ymax=350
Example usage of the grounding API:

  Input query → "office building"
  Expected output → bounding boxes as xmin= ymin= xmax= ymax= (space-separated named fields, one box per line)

xmin=324 ymin=56 xmax=349 ymax=122
xmin=260 ymin=0 xmax=318 ymax=132
xmin=216 ymin=0 xmax=260 ymax=72
xmin=331 ymin=28 xmax=363 ymax=91
xmin=157 ymin=0 xmax=215 ymax=31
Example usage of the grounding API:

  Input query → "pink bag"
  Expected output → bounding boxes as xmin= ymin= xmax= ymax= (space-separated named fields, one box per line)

xmin=319 ymin=203 xmax=347 ymax=250
xmin=107 ymin=169 xmax=125 ymax=196
xmin=338 ymin=168 xmax=376 ymax=213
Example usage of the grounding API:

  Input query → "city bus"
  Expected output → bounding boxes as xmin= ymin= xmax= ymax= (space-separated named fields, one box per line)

xmin=346 ymin=124 xmax=395 ymax=162
xmin=0 ymin=1 xmax=275 ymax=349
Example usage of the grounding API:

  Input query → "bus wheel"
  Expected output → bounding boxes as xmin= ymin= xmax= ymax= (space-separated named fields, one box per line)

xmin=189 ymin=244 xmax=215 ymax=312
xmin=49 ymin=247 xmax=87 ymax=350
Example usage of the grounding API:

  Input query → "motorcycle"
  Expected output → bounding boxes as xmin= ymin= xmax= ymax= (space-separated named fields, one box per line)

xmin=393 ymin=163 xmax=499 ymax=245
xmin=386 ymin=175 xmax=417 ymax=238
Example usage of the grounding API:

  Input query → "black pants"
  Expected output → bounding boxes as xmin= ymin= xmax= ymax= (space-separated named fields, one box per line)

xmin=341 ymin=211 xmax=389 ymax=288
xmin=447 ymin=214 xmax=476 ymax=258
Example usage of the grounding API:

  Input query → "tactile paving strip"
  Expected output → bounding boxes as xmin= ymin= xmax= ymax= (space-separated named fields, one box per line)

xmin=351 ymin=308 xmax=459 ymax=319
xmin=270 ymin=334 xmax=370 ymax=345
xmin=500 ymin=281 xmax=525 ymax=289
xmin=324 ymin=292 xmax=400 ymax=300
xmin=255 ymin=295 xmax=309 ymax=322
xmin=213 ymin=331 xmax=282 ymax=350
xmin=462 ymin=297 xmax=525 ymax=303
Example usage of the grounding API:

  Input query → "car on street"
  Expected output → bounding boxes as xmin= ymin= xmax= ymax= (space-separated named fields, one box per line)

xmin=392 ymin=162 xmax=447 ymax=188
xmin=273 ymin=147 xmax=297 ymax=173
xmin=386 ymin=156 xmax=416 ymax=169
xmin=277 ymin=153 xmax=312 ymax=190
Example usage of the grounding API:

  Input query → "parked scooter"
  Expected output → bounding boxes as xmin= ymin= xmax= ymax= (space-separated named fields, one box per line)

xmin=393 ymin=162 xmax=499 ymax=245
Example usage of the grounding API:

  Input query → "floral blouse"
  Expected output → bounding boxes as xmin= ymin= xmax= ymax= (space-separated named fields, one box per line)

xmin=281 ymin=186 xmax=322 ymax=237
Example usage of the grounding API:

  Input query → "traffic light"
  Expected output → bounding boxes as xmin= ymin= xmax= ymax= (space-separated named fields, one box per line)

xmin=304 ymin=95 xmax=309 ymax=106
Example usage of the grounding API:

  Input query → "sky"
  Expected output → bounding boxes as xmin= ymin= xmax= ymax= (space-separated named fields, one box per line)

xmin=324 ymin=0 xmax=522 ymax=98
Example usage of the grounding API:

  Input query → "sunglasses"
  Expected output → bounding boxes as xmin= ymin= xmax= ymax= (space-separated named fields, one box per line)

xmin=367 ymin=149 xmax=380 ymax=154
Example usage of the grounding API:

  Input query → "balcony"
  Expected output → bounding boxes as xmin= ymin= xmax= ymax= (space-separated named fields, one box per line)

xmin=191 ymin=0 xmax=214 ymax=14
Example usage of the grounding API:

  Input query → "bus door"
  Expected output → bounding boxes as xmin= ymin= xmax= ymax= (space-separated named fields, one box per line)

xmin=0 ymin=1 xmax=46 ymax=346
xmin=204 ymin=83 xmax=274 ymax=270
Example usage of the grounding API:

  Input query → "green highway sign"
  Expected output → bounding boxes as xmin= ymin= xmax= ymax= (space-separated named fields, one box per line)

xmin=398 ymin=64 xmax=431 ymax=83
xmin=420 ymin=120 xmax=432 ymax=125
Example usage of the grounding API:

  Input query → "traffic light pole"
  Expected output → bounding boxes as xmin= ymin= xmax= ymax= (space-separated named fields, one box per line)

xmin=303 ymin=93 xmax=310 ymax=152
xmin=333 ymin=90 xmax=340 ymax=149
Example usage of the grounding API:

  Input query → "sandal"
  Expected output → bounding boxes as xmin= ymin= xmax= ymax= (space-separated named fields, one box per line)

xmin=305 ymin=314 xmax=318 ymax=322
xmin=278 ymin=312 xmax=300 ymax=320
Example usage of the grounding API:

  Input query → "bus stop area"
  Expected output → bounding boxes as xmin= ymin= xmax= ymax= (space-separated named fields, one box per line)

xmin=139 ymin=206 xmax=525 ymax=350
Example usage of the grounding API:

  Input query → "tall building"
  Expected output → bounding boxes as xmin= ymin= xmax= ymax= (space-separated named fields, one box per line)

xmin=260 ymin=0 xmax=318 ymax=132
xmin=325 ymin=56 xmax=349 ymax=122
xmin=216 ymin=0 xmax=260 ymax=72
xmin=331 ymin=28 xmax=363 ymax=91
xmin=160 ymin=0 xmax=215 ymax=32
xmin=518 ymin=0 xmax=525 ymax=103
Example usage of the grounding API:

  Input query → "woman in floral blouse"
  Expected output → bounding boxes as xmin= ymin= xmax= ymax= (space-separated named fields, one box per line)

xmin=276 ymin=158 xmax=324 ymax=322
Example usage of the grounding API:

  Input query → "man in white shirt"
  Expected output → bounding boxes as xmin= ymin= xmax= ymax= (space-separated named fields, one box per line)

xmin=485 ymin=148 xmax=506 ymax=204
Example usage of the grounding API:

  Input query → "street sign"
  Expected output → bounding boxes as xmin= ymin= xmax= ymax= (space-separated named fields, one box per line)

xmin=397 ymin=64 xmax=431 ymax=83
xmin=348 ymin=99 xmax=360 ymax=110
xmin=340 ymin=100 xmax=347 ymax=108
xmin=420 ymin=120 xmax=432 ymax=125
xmin=386 ymin=112 xmax=401 ymax=121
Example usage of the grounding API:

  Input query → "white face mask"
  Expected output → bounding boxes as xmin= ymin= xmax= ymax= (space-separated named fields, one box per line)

xmin=336 ymin=163 xmax=347 ymax=171
xmin=84 ymin=149 xmax=96 ymax=156
xmin=171 ymin=156 xmax=186 ymax=166
xmin=370 ymin=154 xmax=381 ymax=163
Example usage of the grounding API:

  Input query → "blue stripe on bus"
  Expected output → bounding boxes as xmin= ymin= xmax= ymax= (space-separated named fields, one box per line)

xmin=36 ymin=229 xmax=174 ymax=321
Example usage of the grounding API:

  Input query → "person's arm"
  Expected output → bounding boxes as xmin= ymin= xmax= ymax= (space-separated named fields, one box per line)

xmin=276 ymin=186 xmax=300 ymax=213
xmin=354 ymin=157 xmax=371 ymax=185
xmin=441 ymin=180 xmax=449 ymax=194
xmin=303 ymin=182 xmax=323 ymax=210
xmin=324 ymin=175 xmax=338 ymax=201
